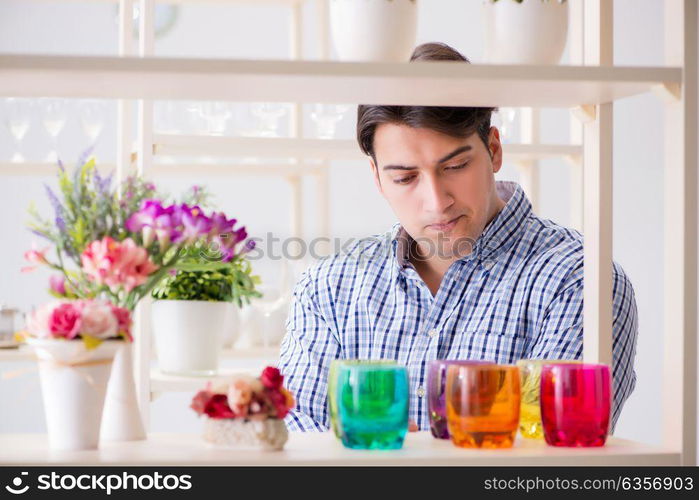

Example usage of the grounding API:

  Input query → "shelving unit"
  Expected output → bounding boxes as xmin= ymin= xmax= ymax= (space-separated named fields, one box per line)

xmin=0 ymin=0 xmax=695 ymax=466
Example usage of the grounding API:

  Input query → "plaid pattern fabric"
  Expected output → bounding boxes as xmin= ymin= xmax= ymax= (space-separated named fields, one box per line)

xmin=278 ymin=181 xmax=638 ymax=433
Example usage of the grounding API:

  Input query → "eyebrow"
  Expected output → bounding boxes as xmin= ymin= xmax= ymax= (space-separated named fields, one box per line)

xmin=381 ymin=145 xmax=473 ymax=171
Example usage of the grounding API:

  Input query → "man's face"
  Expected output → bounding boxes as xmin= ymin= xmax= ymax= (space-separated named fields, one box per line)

xmin=370 ymin=123 xmax=503 ymax=260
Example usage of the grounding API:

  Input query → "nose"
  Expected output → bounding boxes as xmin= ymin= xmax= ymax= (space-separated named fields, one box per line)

xmin=421 ymin=172 xmax=454 ymax=215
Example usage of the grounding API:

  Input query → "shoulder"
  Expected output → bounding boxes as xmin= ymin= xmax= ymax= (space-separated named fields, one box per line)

xmin=293 ymin=225 xmax=396 ymax=299
xmin=521 ymin=215 xmax=634 ymax=297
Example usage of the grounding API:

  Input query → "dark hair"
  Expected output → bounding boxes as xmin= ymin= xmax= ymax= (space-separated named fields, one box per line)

xmin=356 ymin=42 xmax=496 ymax=161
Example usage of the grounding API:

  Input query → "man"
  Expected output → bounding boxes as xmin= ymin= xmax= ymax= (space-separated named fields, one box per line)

xmin=278 ymin=42 xmax=638 ymax=433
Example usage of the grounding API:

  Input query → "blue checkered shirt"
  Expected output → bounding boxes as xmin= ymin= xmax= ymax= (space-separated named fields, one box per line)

xmin=278 ymin=181 xmax=638 ymax=433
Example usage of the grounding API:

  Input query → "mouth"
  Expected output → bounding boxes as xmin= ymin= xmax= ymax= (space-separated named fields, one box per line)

xmin=426 ymin=215 xmax=463 ymax=232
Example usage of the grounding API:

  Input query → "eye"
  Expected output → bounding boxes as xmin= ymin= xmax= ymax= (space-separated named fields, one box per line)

xmin=393 ymin=175 xmax=415 ymax=185
xmin=446 ymin=161 xmax=469 ymax=170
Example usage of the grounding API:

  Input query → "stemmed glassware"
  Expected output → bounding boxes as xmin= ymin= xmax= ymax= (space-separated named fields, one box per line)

xmin=493 ymin=107 xmax=518 ymax=143
xmin=3 ymin=98 xmax=32 ymax=163
xmin=78 ymin=100 xmax=106 ymax=146
xmin=40 ymin=98 xmax=67 ymax=163
xmin=249 ymin=102 xmax=288 ymax=137
xmin=310 ymin=103 xmax=350 ymax=139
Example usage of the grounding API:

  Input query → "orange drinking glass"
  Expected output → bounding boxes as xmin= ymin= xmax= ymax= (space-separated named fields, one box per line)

xmin=445 ymin=364 xmax=521 ymax=449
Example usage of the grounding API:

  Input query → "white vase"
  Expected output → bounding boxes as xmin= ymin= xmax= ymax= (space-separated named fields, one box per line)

xmin=234 ymin=288 xmax=289 ymax=349
xmin=203 ymin=418 xmax=289 ymax=451
xmin=151 ymin=300 xmax=232 ymax=376
xmin=329 ymin=0 xmax=419 ymax=62
xmin=26 ymin=338 xmax=120 ymax=451
xmin=483 ymin=0 xmax=569 ymax=65
xmin=100 ymin=342 xmax=147 ymax=442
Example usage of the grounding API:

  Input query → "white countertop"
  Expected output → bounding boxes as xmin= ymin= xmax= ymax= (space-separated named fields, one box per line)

xmin=0 ymin=432 xmax=680 ymax=466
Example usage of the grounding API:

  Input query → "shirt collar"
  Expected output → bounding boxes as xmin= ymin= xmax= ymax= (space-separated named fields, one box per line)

xmin=390 ymin=181 xmax=532 ymax=269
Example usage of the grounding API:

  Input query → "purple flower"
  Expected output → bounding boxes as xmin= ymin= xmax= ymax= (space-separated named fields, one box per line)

xmin=215 ymin=225 xmax=250 ymax=263
xmin=126 ymin=199 xmax=181 ymax=249
xmin=178 ymin=204 xmax=212 ymax=245
xmin=208 ymin=212 xmax=237 ymax=238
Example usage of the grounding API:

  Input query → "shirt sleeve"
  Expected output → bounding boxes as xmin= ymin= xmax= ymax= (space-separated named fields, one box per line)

xmin=277 ymin=264 xmax=341 ymax=432
xmin=526 ymin=262 xmax=639 ymax=433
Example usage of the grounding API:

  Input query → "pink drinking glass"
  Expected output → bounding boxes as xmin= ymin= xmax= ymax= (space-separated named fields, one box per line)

xmin=540 ymin=363 xmax=611 ymax=447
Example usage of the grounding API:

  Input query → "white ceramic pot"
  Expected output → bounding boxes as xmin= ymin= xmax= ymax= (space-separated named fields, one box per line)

xmin=26 ymin=338 xmax=121 ymax=451
xmin=203 ymin=418 xmax=289 ymax=451
xmin=483 ymin=0 xmax=569 ymax=65
xmin=151 ymin=300 xmax=232 ymax=376
xmin=329 ymin=0 xmax=419 ymax=62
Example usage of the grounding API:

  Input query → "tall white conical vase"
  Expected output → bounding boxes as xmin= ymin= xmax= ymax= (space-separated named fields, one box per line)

xmin=100 ymin=342 xmax=147 ymax=441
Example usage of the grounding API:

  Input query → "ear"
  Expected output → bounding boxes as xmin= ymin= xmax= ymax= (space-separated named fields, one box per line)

xmin=370 ymin=157 xmax=384 ymax=195
xmin=488 ymin=126 xmax=504 ymax=174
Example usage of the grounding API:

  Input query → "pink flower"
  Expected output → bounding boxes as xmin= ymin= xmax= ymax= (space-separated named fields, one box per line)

xmin=81 ymin=237 xmax=159 ymax=293
xmin=227 ymin=375 xmax=263 ymax=416
xmin=21 ymin=245 xmax=49 ymax=273
xmin=26 ymin=302 xmax=56 ymax=338
xmin=48 ymin=302 xmax=83 ymax=339
xmin=49 ymin=275 xmax=67 ymax=296
xmin=110 ymin=305 xmax=133 ymax=342
xmin=80 ymin=301 xmax=118 ymax=339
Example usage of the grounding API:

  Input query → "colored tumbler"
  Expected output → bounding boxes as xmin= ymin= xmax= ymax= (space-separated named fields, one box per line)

xmin=427 ymin=359 xmax=491 ymax=439
xmin=516 ymin=359 xmax=581 ymax=440
xmin=335 ymin=362 xmax=409 ymax=450
xmin=328 ymin=359 xmax=396 ymax=439
xmin=540 ymin=363 xmax=611 ymax=447
xmin=445 ymin=364 xmax=521 ymax=449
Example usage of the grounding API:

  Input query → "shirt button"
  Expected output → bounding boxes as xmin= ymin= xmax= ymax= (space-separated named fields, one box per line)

xmin=428 ymin=328 xmax=438 ymax=338
xmin=482 ymin=260 xmax=494 ymax=271
xmin=416 ymin=386 xmax=425 ymax=398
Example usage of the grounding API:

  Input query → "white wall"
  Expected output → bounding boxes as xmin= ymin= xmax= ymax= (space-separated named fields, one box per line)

xmin=0 ymin=0 xmax=695 ymax=456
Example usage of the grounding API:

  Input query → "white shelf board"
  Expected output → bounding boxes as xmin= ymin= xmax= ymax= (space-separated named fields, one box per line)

xmin=0 ymin=161 xmax=321 ymax=177
xmin=39 ymin=0 xmax=304 ymax=5
xmin=153 ymin=134 xmax=583 ymax=162
xmin=151 ymin=365 xmax=265 ymax=392
xmin=0 ymin=55 xmax=682 ymax=107
xmin=0 ymin=345 xmax=33 ymax=362
xmin=0 ymin=432 xmax=680 ymax=466
xmin=0 ymin=345 xmax=279 ymax=364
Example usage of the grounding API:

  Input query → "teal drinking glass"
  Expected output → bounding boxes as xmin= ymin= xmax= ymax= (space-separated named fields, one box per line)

xmin=335 ymin=362 xmax=410 ymax=450
xmin=328 ymin=359 xmax=397 ymax=439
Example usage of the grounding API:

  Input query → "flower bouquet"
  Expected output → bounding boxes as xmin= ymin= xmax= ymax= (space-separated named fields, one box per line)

xmin=22 ymin=299 xmax=132 ymax=450
xmin=21 ymin=153 xmax=257 ymax=446
xmin=191 ymin=367 xmax=294 ymax=451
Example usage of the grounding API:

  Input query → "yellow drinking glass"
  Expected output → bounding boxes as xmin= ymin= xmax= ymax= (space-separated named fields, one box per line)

xmin=516 ymin=359 xmax=582 ymax=439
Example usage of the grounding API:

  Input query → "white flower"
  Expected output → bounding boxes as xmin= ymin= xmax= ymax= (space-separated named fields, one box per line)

xmin=80 ymin=301 xmax=118 ymax=339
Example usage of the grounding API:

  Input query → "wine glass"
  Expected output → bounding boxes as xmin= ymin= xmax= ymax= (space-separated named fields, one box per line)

xmin=198 ymin=101 xmax=232 ymax=136
xmin=250 ymin=102 xmax=288 ymax=137
xmin=496 ymin=107 xmax=518 ymax=144
xmin=310 ymin=103 xmax=350 ymax=139
xmin=78 ymin=100 xmax=106 ymax=145
xmin=3 ymin=98 xmax=32 ymax=163
xmin=40 ymin=98 xmax=67 ymax=163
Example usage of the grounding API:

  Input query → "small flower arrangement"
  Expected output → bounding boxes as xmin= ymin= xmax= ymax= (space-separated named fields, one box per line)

xmin=190 ymin=367 xmax=294 ymax=450
xmin=191 ymin=366 xmax=294 ymax=420
xmin=22 ymin=299 xmax=132 ymax=349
